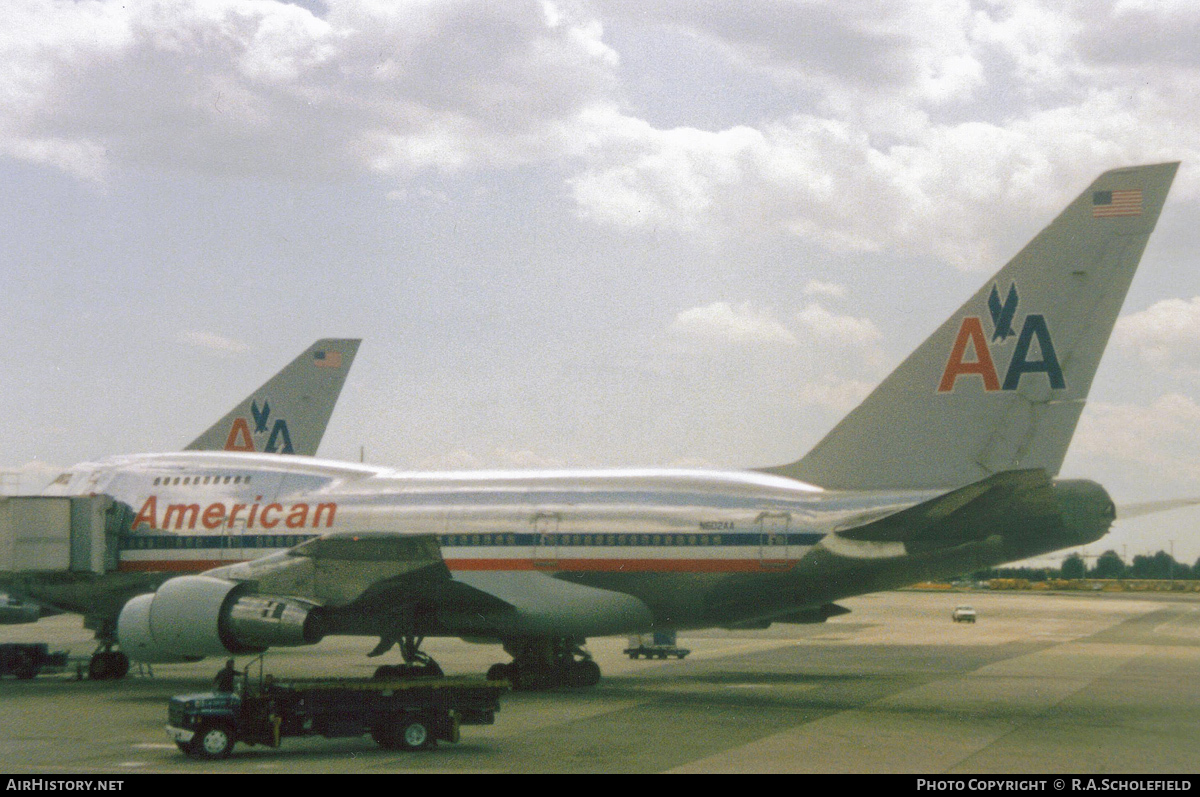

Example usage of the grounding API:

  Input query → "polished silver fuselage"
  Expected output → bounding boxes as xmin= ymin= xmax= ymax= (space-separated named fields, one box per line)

xmin=22 ymin=450 xmax=1113 ymax=639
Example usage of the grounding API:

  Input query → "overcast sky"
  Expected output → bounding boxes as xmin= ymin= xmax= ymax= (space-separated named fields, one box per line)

xmin=3 ymin=0 xmax=1200 ymax=565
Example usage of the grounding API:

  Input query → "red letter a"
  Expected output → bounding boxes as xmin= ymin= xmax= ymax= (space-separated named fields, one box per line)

xmin=223 ymin=417 xmax=256 ymax=452
xmin=938 ymin=317 xmax=1000 ymax=393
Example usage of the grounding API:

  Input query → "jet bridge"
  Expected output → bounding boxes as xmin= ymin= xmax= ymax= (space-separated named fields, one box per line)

xmin=0 ymin=496 xmax=117 ymax=575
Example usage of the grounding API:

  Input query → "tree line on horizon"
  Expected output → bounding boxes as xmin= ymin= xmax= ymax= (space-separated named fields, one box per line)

xmin=973 ymin=549 xmax=1200 ymax=582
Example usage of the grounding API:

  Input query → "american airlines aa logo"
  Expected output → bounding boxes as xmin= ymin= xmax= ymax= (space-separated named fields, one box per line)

xmin=937 ymin=282 xmax=1066 ymax=394
xmin=223 ymin=399 xmax=294 ymax=454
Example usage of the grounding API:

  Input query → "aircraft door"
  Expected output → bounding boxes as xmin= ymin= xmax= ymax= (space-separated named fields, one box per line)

xmin=757 ymin=511 xmax=792 ymax=569
xmin=531 ymin=511 xmax=561 ymax=570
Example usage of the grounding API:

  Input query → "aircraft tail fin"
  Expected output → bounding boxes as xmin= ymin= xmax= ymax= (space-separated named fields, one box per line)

xmin=185 ymin=339 xmax=361 ymax=457
xmin=764 ymin=162 xmax=1179 ymax=490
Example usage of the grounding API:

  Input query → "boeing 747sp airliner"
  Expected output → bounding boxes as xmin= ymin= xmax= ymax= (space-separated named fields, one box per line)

xmin=14 ymin=163 xmax=1183 ymax=689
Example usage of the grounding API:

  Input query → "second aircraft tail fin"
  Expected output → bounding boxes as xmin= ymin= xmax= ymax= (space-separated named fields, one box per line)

xmin=764 ymin=162 xmax=1179 ymax=491
xmin=185 ymin=339 xmax=361 ymax=457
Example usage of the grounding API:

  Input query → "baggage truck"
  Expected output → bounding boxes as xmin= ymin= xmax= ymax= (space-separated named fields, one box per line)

xmin=0 ymin=643 xmax=69 ymax=680
xmin=168 ymin=675 xmax=508 ymax=759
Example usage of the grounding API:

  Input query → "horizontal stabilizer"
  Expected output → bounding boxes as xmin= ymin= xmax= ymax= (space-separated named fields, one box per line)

xmin=838 ymin=469 xmax=1053 ymax=547
xmin=1117 ymin=498 xmax=1200 ymax=520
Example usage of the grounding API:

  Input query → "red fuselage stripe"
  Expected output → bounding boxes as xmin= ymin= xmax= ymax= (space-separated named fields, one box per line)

xmin=117 ymin=557 xmax=797 ymax=573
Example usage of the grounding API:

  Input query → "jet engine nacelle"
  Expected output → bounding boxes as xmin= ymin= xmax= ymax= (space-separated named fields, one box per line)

xmin=115 ymin=575 xmax=325 ymax=663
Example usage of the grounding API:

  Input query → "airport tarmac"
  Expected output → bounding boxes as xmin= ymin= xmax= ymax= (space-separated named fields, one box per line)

xmin=2 ymin=589 xmax=1198 ymax=774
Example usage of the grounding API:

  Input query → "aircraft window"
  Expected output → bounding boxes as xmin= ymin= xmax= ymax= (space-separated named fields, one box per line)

xmin=171 ymin=477 xmax=179 ymax=485
xmin=153 ymin=478 xmax=160 ymax=486
xmin=245 ymin=477 xmax=251 ymax=484
xmin=184 ymin=477 xmax=191 ymax=485
xmin=224 ymin=476 xmax=232 ymax=484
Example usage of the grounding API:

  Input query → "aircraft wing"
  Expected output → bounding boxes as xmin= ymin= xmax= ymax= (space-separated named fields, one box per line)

xmin=206 ymin=530 xmax=651 ymax=642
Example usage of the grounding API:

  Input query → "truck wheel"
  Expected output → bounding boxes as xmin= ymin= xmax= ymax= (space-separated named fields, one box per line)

xmin=486 ymin=663 xmax=511 ymax=682
xmin=397 ymin=714 xmax=435 ymax=751
xmin=188 ymin=722 xmax=236 ymax=760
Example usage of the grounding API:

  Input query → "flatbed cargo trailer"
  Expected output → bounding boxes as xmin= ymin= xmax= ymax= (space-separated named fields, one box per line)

xmin=168 ymin=675 xmax=508 ymax=759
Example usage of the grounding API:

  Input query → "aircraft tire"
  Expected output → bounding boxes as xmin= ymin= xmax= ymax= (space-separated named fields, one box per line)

xmin=508 ymin=665 xmax=542 ymax=692
xmin=566 ymin=660 xmax=601 ymax=688
xmin=88 ymin=651 xmax=129 ymax=681
xmin=415 ymin=660 xmax=444 ymax=678
xmin=87 ymin=654 xmax=111 ymax=681
xmin=108 ymin=652 xmax=130 ymax=680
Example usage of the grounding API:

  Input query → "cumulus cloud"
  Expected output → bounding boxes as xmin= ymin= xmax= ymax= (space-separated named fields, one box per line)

xmin=179 ymin=331 xmax=251 ymax=355
xmin=574 ymin=1 xmax=1200 ymax=267
xmin=1072 ymin=394 xmax=1200 ymax=482
xmin=571 ymin=98 xmax=1192 ymax=267
xmin=668 ymin=300 xmax=884 ymax=372
xmin=793 ymin=302 xmax=882 ymax=349
xmin=1113 ymin=297 xmax=1200 ymax=373
xmin=0 ymin=0 xmax=619 ymax=180
xmin=6 ymin=0 xmax=1200 ymax=271
xmin=669 ymin=301 xmax=797 ymax=346
xmin=803 ymin=280 xmax=847 ymax=299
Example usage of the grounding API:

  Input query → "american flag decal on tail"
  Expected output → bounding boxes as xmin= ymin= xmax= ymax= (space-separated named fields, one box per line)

xmin=313 ymin=350 xmax=342 ymax=368
xmin=1092 ymin=189 xmax=1143 ymax=218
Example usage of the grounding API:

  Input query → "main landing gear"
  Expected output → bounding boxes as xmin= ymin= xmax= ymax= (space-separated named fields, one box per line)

xmin=487 ymin=638 xmax=601 ymax=691
xmin=88 ymin=644 xmax=130 ymax=681
xmin=372 ymin=636 xmax=444 ymax=679
xmin=83 ymin=618 xmax=130 ymax=681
